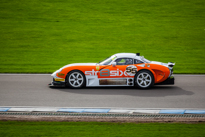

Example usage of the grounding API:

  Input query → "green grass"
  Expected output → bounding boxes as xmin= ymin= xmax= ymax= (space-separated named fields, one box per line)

xmin=0 ymin=0 xmax=205 ymax=73
xmin=0 ymin=121 xmax=205 ymax=137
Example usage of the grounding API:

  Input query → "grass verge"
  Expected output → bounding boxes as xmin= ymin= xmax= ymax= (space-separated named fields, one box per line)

xmin=0 ymin=0 xmax=205 ymax=73
xmin=0 ymin=121 xmax=205 ymax=137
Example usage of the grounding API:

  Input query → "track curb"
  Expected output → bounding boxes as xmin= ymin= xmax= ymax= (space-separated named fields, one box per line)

xmin=1 ymin=107 xmax=205 ymax=114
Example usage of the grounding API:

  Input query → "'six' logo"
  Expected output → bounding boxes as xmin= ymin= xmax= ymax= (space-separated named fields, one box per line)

xmin=85 ymin=67 xmax=137 ymax=77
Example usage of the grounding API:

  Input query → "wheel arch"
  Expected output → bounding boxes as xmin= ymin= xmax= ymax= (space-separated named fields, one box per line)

xmin=66 ymin=69 xmax=85 ymax=77
xmin=65 ymin=69 xmax=86 ymax=88
xmin=135 ymin=69 xmax=156 ymax=83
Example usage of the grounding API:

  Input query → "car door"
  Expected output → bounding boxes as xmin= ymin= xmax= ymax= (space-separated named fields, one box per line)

xmin=97 ymin=58 xmax=134 ymax=85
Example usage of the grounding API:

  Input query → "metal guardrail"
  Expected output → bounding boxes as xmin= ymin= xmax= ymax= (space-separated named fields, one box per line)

xmin=1 ymin=112 xmax=205 ymax=118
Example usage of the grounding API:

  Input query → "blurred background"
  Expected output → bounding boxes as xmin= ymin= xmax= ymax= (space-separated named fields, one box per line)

xmin=0 ymin=0 xmax=204 ymax=73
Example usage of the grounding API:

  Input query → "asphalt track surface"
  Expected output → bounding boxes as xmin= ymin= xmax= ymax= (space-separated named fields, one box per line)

xmin=0 ymin=74 xmax=204 ymax=109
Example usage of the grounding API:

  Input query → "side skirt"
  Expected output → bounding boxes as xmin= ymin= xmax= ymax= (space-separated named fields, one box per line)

xmin=86 ymin=76 xmax=134 ymax=87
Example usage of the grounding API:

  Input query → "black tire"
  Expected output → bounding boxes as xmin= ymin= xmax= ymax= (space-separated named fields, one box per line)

xmin=135 ymin=70 xmax=154 ymax=89
xmin=66 ymin=70 xmax=86 ymax=88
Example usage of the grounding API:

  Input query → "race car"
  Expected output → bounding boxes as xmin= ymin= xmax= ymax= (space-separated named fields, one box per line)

xmin=49 ymin=53 xmax=175 ymax=89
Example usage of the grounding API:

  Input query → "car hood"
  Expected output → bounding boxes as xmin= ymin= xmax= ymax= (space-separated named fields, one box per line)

xmin=51 ymin=63 xmax=97 ymax=76
xmin=61 ymin=63 xmax=97 ymax=69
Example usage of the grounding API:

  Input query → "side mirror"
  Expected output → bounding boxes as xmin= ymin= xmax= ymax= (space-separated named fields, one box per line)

xmin=111 ymin=62 xmax=116 ymax=67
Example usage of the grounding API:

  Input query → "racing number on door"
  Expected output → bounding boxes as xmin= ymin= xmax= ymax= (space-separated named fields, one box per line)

xmin=126 ymin=66 xmax=137 ymax=74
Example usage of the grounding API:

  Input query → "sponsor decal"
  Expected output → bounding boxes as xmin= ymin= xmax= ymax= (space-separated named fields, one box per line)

xmin=85 ymin=67 xmax=137 ymax=77
xmin=85 ymin=69 xmax=99 ymax=76
xmin=85 ymin=69 xmax=126 ymax=76
xmin=112 ymin=56 xmax=117 ymax=60
xmin=96 ymin=65 xmax=100 ymax=71
xmin=99 ymin=79 xmax=127 ymax=85
xmin=58 ymin=73 xmax=65 ymax=76
xmin=54 ymin=78 xmax=65 ymax=81
xmin=147 ymin=64 xmax=150 ymax=67
xmin=100 ymin=69 xmax=110 ymax=76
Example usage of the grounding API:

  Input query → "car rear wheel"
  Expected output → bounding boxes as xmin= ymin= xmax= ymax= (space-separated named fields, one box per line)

xmin=135 ymin=70 xmax=154 ymax=89
xmin=66 ymin=70 xmax=85 ymax=88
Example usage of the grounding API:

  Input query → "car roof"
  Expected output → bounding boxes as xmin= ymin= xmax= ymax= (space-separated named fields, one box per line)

xmin=114 ymin=53 xmax=137 ymax=58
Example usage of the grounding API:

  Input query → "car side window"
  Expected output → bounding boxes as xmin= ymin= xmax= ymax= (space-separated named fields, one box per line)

xmin=115 ymin=58 xmax=133 ymax=65
xmin=134 ymin=59 xmax=143 ymax=64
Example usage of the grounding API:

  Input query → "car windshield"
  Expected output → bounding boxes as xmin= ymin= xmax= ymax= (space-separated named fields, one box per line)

xmin=141 ymin=56 xmax=151 ymax=63
xmin=99 ymin=55 xmax=117 ymax=65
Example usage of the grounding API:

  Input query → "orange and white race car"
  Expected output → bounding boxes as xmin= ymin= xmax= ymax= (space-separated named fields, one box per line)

xmin=49 ymin=53 xmax=175 ymax=89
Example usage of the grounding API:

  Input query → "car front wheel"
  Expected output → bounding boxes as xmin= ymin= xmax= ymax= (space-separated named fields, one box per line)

xmin=66 ymin=70 xmax=85 ymax=88
xmin=135 ymin=70 xmax=154 ymax=89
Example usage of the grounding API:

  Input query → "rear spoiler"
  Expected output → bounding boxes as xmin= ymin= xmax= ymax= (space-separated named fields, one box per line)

xmin=168 ymin=62 xmax=175 ymax=68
